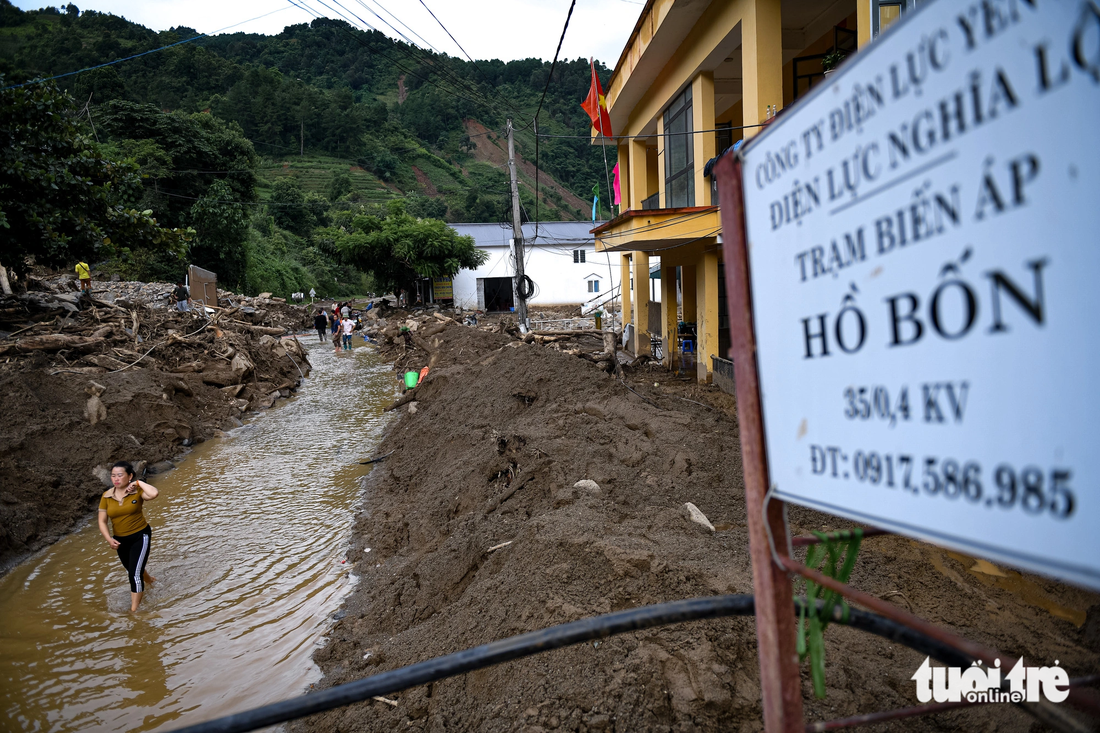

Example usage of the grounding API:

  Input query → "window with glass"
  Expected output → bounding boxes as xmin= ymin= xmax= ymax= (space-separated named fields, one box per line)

xmin=663 ymin=86 xmax=694 ymax=208
xmin=573 ymin=249 xmax=586 ymax=264
xmin=872 ymin=0 xmax=924 ymax=37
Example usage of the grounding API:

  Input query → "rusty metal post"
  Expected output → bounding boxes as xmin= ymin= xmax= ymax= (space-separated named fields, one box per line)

xmin=714 ymin=152 xmax=804 ymax=732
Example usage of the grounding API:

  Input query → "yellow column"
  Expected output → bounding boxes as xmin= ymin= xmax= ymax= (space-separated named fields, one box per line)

xmin=629 ymin=138 xmax=648 ymax=211
xmin=857 ymin=0 xmax=872 ymax=48
xmin=617 ymin=144 xmax=630 ymax=214
xmin=661 ymin=261 xmax=678 ymax=369
xmin=620 ymin=253 xmax=632 ymax=330
xmin=632 ymin=250 xmax=651 ymax=356
xmin=681 ymin=264 xmax=697 ymax=323
xmin=742 ymin=0 xmax=783 ymax=137
xmin=656 ymin=114 xmax=666 ymax=208
xmin=692 ymin=72 xmax=716 ymax=206
xmin=647 ymin=147 xmax=659 ymax=203
xmin=695 ymin=249 xmax=719 ymax=383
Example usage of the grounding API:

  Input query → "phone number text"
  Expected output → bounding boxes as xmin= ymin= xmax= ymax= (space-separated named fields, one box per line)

xmin=808 ymin=445 xmax=1075 ymax=519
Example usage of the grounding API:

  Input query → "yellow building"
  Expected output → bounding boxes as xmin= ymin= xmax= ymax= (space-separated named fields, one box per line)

xmin=595 ymin=0 xmax=913 ymax=381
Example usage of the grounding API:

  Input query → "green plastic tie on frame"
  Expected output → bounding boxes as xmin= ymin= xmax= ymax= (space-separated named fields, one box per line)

xmin=796 ymin=527 xmax=863 ymax=699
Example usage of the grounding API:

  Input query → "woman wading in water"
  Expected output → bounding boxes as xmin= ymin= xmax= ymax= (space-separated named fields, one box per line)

xmin=97 ymin=462 xmax=160 ymax=612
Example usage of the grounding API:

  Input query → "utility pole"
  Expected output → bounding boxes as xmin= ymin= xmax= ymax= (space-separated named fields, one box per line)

xmin=506 ymin=119 xmax=528 ymax=328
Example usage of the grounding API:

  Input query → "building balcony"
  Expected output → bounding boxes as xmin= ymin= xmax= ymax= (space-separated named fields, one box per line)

xmin=592 ymin=205 xmax=720 ymax=254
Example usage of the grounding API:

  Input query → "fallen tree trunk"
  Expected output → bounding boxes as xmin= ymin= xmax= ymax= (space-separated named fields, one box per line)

xmin=0 ymin=334 xmax=106 ymax=356
xmin=228 ymin=320 xmax=285 ymax=336
xmin=385 ymin=389 xmax=419 ymax=412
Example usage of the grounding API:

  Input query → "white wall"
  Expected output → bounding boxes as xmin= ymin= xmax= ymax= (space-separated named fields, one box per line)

xmin=452 ymin=243 xmax=624 ymax=308
xmin=449 ymin=223 xmax=631 ymax=310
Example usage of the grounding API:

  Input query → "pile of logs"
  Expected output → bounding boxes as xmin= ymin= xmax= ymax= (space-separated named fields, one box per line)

xmin=0 ymin=284 xmax=308 ymax=384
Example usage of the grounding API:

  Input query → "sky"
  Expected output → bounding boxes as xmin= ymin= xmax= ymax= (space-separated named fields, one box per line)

xmin=13 ymin=0 xmax=644 ymax=67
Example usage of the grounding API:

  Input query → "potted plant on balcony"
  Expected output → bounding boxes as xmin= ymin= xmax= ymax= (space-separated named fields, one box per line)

xmin=821 ymin=49 xmax=844 ymax=75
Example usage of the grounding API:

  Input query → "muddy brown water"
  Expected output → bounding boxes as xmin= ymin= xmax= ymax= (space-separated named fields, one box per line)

xmin=0 ymin=339 xmax=395 ymax=732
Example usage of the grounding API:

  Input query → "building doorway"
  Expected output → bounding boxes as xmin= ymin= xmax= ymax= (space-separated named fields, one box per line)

xmin=479 ymin=277 xmax=515 ymax=312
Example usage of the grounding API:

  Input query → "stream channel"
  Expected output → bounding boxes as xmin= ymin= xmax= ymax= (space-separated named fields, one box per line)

xmin=1 ymin=339 xmax=394 ymax=732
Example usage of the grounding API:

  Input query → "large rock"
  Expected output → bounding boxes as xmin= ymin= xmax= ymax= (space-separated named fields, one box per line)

xmin=146 ymin=460 xmax=175 ymax=475
xmin=201 ymin=366 xmax=242 ymax=387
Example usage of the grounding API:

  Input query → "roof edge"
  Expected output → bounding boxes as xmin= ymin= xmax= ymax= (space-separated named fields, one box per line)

xmin=608 ymin=0 xmax=660 ymax=92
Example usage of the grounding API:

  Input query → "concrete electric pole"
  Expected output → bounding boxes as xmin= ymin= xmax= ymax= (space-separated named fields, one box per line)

xmin=506 ymin=119 xmax=529 ymax=329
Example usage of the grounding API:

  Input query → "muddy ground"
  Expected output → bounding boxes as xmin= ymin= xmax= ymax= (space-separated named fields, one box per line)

xmin=298 ymin=313 xmax=1100 ymax=732
xmin=0 ymin=273 xmax=313 ymax=571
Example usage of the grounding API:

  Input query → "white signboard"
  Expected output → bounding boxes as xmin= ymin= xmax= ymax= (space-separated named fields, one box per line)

xmin=739 ymin=0 xmax=1100 ymax=589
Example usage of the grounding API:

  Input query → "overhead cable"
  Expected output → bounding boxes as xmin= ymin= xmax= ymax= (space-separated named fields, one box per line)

xmin=415 ymin=0 xmax=518 ymax=117
xmin=532 ymin=0 xmax=578 ymax=240
xmin=287 ymin=0 xmax=503 ymax=115
xmin=1 ymin=5 xmax=295 ymax=90
xmin=320 ymin=0 xmax=505 ymax=114
xmin=537 ymin=124 xmax=766 ymax=141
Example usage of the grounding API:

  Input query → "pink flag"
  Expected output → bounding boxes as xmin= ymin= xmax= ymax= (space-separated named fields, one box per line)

xmin=612 ymin=163 xmax=621 ymax=206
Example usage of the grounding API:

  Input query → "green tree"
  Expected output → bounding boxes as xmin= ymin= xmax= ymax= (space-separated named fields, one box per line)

xmin=327 ymin=172 xmax=353 ymax=202
xmin=74 ymin=66 xmax=127 ymax=104
xmin=95 ymin=100 xmax=258 ymax=228
xmin=189 ymin=179 xmax=249 ymax=287
xmin=268 ymin=177 xmax=315 ymax=236
xmin=406 ymin=194 xmax=447 ymax=220
xmin=0 ymin=78 xmax=190 ymax=276
xmin=337 ymin=200 xmax=486 ymax=296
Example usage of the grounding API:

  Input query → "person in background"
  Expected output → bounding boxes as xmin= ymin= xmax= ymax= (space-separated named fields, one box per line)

xmin=330 ymin=306 xmax=340 ymax=335
xmin=174 ymin=282 xmax=192 ymax=312
xmin=340 ymin=302 xmax=350 ymax=319
xmin=98 ymin=461 xmax=159 ymax=613
xmin=341 ymin=314 xmax=355 ymax=350
xmin=313 ymin=310 xmax=328 ymax=343
xmin=75 ymin=261 xmax=91 ymax=293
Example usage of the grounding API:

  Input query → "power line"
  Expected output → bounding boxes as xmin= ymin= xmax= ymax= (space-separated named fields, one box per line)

xmin=287 ymin=0 xmax=504 ymax=115
xmin=532 ymin=0 xmax=576 ymax=125
xmin=409 ymin=0 xmax=523 ymax=123
xmin=533 ymin=0 xmax=578 ymax=241
xmin=537 ymin=124 xmax=767 ymax=141
xmin=415 ymin=0 xmax=491 ymax=92
xmin=362 ymin=0 xmax=440 ymax=53
xmin=592 ymin=209 xmax=716 ymax=239
xmin=318 ymin=0 xmax=511 ymax=117
xmin=1 ymin=5 xmax=295 ymax=91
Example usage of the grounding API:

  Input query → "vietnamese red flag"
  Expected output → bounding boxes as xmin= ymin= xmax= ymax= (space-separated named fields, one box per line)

xmin=581 ymin=59 xmax=613 ymax=137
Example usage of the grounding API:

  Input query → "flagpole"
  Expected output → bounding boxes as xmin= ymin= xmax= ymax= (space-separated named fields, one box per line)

xmin=585 ymin=56 xmax=622 ymax=331
xmin=590 ymin=57 xmax=620 ymax=326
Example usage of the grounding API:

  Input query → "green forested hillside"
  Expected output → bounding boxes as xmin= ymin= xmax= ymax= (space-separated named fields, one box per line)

xmin=0 ymin=3 xmax=612 ymax=219
xmin=0 ymin=1 xmax=614 ymax=297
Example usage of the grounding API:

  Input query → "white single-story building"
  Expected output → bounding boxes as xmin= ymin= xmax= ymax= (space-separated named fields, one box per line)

xmin=449 ymin=221 xmax=644 ymax=311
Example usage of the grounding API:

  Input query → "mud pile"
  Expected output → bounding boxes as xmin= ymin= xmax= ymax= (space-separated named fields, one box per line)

xmin=0 ymin=276 xmax=312 ymax=570
xmin=300 ymin=321 xmax=1100 ymax=732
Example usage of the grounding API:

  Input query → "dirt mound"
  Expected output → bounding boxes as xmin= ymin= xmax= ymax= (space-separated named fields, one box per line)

xmin=0 ymin=278 xmax=313 ymax=571
xmin=298 ymin=323 xmax=1099 ymax=732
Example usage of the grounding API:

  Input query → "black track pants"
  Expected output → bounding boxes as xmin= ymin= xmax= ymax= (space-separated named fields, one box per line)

xmin=115 ymin=525 xmax=152 ymax=593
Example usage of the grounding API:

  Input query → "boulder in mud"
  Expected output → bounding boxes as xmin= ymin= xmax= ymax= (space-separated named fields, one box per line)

xmin=683 ymin=502 xmax=715 ymax=532
xmin=253 ymin=390 xmax=280 ymax=410
xmin=230 ymin=352 xmax=254 ymax=378
xmin=146 ymin=460 xmax=175 ymax=475
xmin=201 ymin=367 xmax=241 ymax=387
